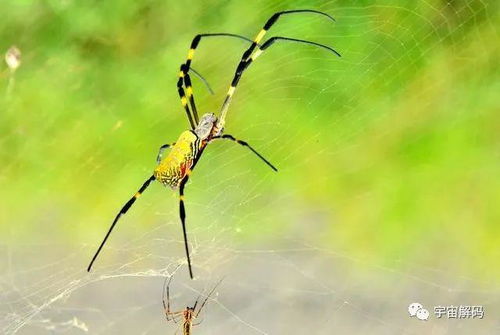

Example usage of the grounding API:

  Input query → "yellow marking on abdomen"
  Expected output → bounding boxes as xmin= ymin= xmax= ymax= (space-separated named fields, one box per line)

xmin=154 ymin=131 xmax=199 ymax=189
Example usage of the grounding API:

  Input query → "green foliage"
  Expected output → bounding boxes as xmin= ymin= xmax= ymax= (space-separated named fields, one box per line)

xmin=1 ymin=0 xmax=498 ymax=281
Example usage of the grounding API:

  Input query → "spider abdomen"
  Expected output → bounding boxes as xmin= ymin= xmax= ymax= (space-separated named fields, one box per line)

xmin=154 ymin=130 xmax=200 ymax=189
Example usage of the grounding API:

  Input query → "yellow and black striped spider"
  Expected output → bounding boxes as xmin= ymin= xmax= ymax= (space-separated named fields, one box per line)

xmin=87 ymin=9 xmax=340 ymax=279
xmin=162 ymin=274 xmax=222 ymax=334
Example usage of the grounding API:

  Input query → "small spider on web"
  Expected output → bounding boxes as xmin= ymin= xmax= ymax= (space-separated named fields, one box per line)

xmin=162 ymin=270 xmax=223 ymax=334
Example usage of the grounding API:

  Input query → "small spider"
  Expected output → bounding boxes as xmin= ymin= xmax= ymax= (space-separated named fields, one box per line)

xmin=163 ymin=273 xmax=222 ymax=334
xmin=87 ymin=9 xmax=340 ymax=279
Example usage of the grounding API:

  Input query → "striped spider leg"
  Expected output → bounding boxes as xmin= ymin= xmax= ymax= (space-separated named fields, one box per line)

xmin=216 ymin=9 xmax=341 ymax=130
xmin=87 ymin=9 xmax=340 ymax=280
xmin=176 ymin=33 xmax=254 ymax=129
xmin=86 ymin=33 xmax=266 ymax=278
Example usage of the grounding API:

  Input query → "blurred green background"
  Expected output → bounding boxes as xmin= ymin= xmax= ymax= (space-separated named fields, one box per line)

xmin=0 ymin=0 xmax=498 ymax=287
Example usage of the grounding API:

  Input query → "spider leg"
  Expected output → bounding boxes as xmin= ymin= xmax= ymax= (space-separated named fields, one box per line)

xmin=182 ymin=71 xmax=199 ymax=126
xmin=87 ymin=175 xmax=156 ymax=272
xmin=162 ymin=270 xmax=185 ymax=324
xmin=191 ymin=67 xmax=214 ymax=95
xmin=217 ymin=9 xmax=340 ymax=128
xmin=167 ymin=311 xmax=184 ymax=324
xmin=162 ymin=272 xmax=184 ymax=323
xmin=156 ymin=143 xmax=176 ymax=164
xmin=162 ymin=272 xmax=175 ymax=321
xmin=191 ymin=286 xmax=205 ymax=312
xmin=194 ymin=277 xmax=224 ymax=318
xmin=177 ymin=82 xmax=196 ymax=130
xmin=211 ymin=135 xmax=277 ymax=171
xmin=240 ymin=9 xmax=336 ymax=62
xmin=177 ymin=33 xmax=254 ymax=128
xmin=180 ymin=33 xmax=254 ymax=79
xmin=179 ymin=173 xmax=194 ymax=279
xmin=176 ymin=146 xmax=207 ymax=279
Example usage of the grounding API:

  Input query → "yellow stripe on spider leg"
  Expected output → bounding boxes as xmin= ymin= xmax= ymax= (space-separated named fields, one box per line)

xmin=227 ymin=85 xmax=236 ymax=97
xmin=254 ymin=29 xmax=267 ymax=43
xmin=187 ymin=48 xmax=195 ymax=60
xmin=181 ymin=96 xmax=188 ymax=106
xmin=250 ymin=48 xmax=263 ymax=61
xmin=186 ymin=86 xmax=193 ymax=97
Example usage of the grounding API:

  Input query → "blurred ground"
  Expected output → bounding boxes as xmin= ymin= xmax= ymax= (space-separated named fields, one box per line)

xmin=2 ymin=236 xmax=499 ymax=334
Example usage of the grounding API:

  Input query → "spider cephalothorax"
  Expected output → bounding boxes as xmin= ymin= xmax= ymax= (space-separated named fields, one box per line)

xmin=194 ymin=113 xmax=218 ymax=139
xmin=87 ymin=9 xmax=340 ymax=280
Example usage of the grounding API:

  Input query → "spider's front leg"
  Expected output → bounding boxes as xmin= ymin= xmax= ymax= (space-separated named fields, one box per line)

xmin=177 ymin=33 xmax=254 ymax=130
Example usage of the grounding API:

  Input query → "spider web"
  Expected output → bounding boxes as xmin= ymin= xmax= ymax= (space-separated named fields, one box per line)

xmin=1 ymin=0 xmax=499 ymax=334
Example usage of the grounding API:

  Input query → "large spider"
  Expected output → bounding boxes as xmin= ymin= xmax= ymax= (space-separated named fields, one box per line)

xmin=87 ymin=9 xmax=340 ymax=279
